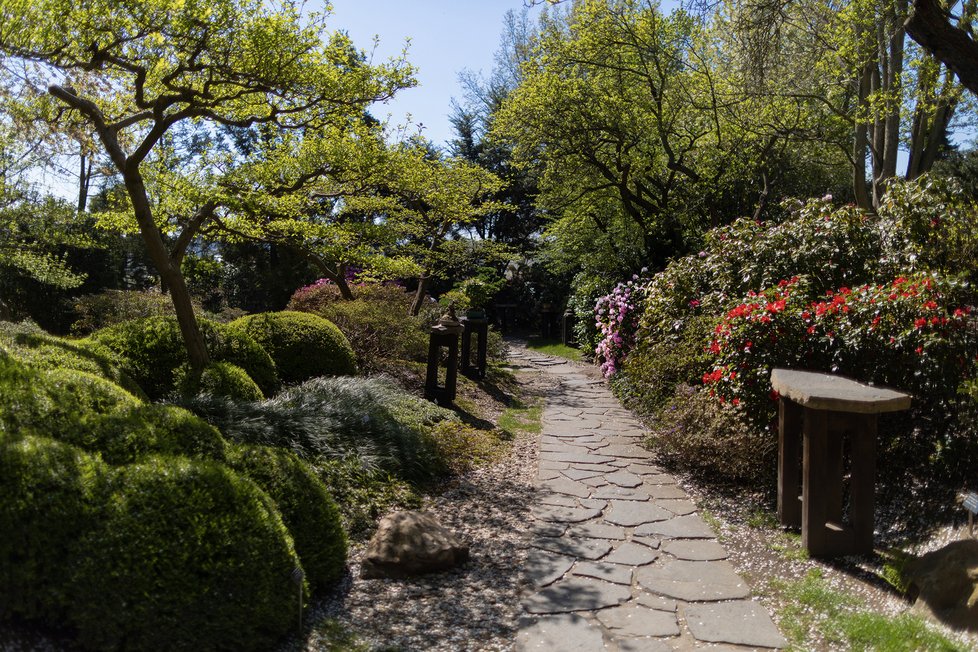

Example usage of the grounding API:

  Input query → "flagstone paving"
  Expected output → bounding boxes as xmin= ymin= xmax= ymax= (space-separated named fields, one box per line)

xmin=511 ymin=349 xmax=786 ymax=651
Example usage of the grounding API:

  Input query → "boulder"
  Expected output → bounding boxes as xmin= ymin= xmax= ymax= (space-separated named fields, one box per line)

xmin=361 ymin=511 xmax=469 ymax=579
xmin=906 ymin=539 xmax=978 ymax=631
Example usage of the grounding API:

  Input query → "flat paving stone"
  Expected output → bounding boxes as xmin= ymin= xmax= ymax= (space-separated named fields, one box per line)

xmin=662 ymin=539 xmax=728 ymax=561
xmin=657 ymin=499 xmax=697 ymax=516
xmin=540 ymin=477 xmax=593 ymax=498
xmin=562 ymin=468 xmax=604 ymax=481
xmin=530 ymin=522 xmax=568 ymax=538
xmin=604 ymin=541 xmax=660 ymax=566
xmin=530 ymin=536 xmax=613 ymax=560
xmin=516 ymin=614 xmax=607 ymax=652
xmin=579 ymin=498 xmax=608 ymax=510
xmin=642 ymin=474 xmax=677 ymax=485
xmin=685 ymin=601 xmax=787 ymax=649
xmin=605 ymin=471 xmax=644 ymax=488
xmin=540 ymin=460 xmax=570 ymax=470
xmin=601 ymin=444 xmax=651 ymax=459
xmin=572 ymin=561 xmax=633 ymax=585
xmin=591 ymin=486 xmax=650 ymax=501
xmin=524 ymin=550 xmax=575 ymax=588
xmin=616 ymin=638 xmax=673 ymax=652
xmin=581 ymin=477 xmax=609 ymax=488
xmin=595 ymin=604 xmax=680 ymax=637
xmin=522 ymin=577 xmax=632 ymax=614
xmin=635 ymin=560 xmax=750 ymax=601
xmin=604 ymin=500 xmax=673 ymax=527
xmin=566 ymin=522 xmax=627 ymax=540
xmin=634 ymin=514 xmax=716 ymax=539
xmin=633 ymin=592 xmax=678 ymax=612
xmin=644 ymin=485 xmax=690 ymax=500
xmin=538 ymin=494 xmax=579 ymax=508
xmin=630 ymin=535 xmax=662 ymax=550
xmin=572 ymin=463 xmax=619 ymax=473
xmin=543 ymin=452 xmax=616 ymax=465
xmin=532 ymin=505 xmax=604 ymax=523
xmin=537 ymin=469 xmax=562 ymax=481
xmin=627 ymin=463 xmax=667 ymax=475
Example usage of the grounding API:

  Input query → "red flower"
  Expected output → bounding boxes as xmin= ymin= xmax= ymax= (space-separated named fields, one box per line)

xmin=769 ymin=389 xmax=781 ymax=402
xmin=922 ymin=300 xmax=938 ymax=310
xmin=914 ymin=318 xmax=927 ymax=329
xmin=915 ymin=346 xmax=924 ymax=355
xmin=732 ymin=398 xmax=740 ymax=406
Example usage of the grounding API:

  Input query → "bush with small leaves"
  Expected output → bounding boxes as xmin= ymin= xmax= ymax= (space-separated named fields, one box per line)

xmin=90 ymin=316 xmax=278 ymax=399
xmin=175 ymin=360 xmax=264 ymax=401
xmin=0 ymin=436 xmax=107 ymax=624
xmin=67 ymin=457 xmax=301 ymax=652
xmin=226 ymin=443 xmax=347 ymax=592
xmin=231 ymin=311 xmax=356 ymax=384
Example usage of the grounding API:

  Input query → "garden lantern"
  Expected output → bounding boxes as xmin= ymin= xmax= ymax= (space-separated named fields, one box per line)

xmin=562 ymin=307 xmax=576 ymax=347
xmin=424 ymin=305 xmax=464 ymax=406
xmin=541 ymin=302 xmax=554 ymax=339
xmin=460 ymin=314 xmax=489 ymax=379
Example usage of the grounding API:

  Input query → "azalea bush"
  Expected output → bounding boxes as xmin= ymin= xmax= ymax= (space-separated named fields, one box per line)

xmin=594 ymin=271 xmax=649 ymax=377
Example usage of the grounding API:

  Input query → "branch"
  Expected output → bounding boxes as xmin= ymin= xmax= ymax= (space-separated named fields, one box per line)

xmin=906 ymin=0 xmax=978 ymax=95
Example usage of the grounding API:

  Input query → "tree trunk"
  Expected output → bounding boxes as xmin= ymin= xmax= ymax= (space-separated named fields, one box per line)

xmin=853 ymin=66 xmax=873 ymax=212
xmin=122 ymin=169 xmax=210 ymax=371
xmin=77 ymin=152 xmax=91 ymax=213
xmin=411 ymin=274 xmax=430 ymax=316
xmin=906 ymin=0 xmax=978 ymax=97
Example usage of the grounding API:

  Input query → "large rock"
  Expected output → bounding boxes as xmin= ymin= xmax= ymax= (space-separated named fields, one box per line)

xmin=361 ymin=511 xmax=469 ymax=579
xmin=906 ymin=539 xmax=978 ymax=631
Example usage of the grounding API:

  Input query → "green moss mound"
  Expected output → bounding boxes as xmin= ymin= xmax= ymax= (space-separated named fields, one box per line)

xmin=226 ymin=443 xmax=347 ymax=592
xmin=81 ymin=404 xmax=228 ymax=465
xmin=176 ymin=360 xmax=264 ymax=401
xmin=68 ymin=457 xmax=301 ymax=652
xmin=0 ymin=320 xmax=146 ymax=399
xmin=89 ymin=316 xmax=278 ymax=399
xmin=231 ymin=311 xmax=356 ymax=384
xmin=0 ymin=437 xmax=106 ymax=624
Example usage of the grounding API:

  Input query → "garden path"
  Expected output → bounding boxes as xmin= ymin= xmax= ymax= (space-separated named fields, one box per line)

xmin=508 ymin=347 xmax=787 ymax=652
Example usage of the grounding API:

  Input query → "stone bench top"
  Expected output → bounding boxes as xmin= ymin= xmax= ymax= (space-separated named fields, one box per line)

xmin=771 ymin=368 xmax=911 ymax=414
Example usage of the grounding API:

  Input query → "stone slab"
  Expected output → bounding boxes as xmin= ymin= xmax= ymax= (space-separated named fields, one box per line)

xmin=627 ymin=463 xmax=666 ymax=475
xmin=566 ymin=522 xmax=627 ymax=540
xmin=590 ymin=486 xmax=650 ymax=501
xmin=605 ymin=471 xmax=644 ymax=488
xmin=601 ymin=445 xmax=651 ymax=459
xmin=530 ymin=536 xmax=613 ymax=560
xmin=636 ymin=560 xmax=750 ymax=601
xmin=529 ymin=522 xmax=568 ymax=538
xmin=540 ymin=460 xmax=570 ymax=470
xmin=581 ymin=477 xmax=609 ymax=488
xmin=539 ymin=494 xmax=579 ymax=508
xmin=616 ymin=638 xmax=673 ymax=652
xmin=537 ymin=469 xmax=562 ymax=481
xmin=516 ymin=614 xmax=607 ymax=652
xmin=604 ymin=501 xmax=673 ymax=527
xmin=634 ymin=514 xmax=716 ymax=539
xmin=657 ymin=499 xmax=697 ymax=516
xmin=633 ymin=592 xmax=678 ymax=612
xmin=685 ymin=601 xmax=788 ymax=648
xmin=595 ymin=604 xmax=680 ymax=637
xmin=522 ymin=577 xmax=632 ymax=614
xmin=604 ymin=541 xmax=660 ymax=566
xmin=630 ymin=535 xmax=662 ymax=550
xmin=572 ymin=561 xmax=633 ymax=585
xmin=662 ymin=539 xmax=729 ymax=561
xmin=531 ymin=505 xmax=603 ymax=524
xmin=524 ymin=550 xmax=575 ymax=588
xmin=645 ymin=485 xmax=690 ymax=500
xmin=562 ymin=468 xmax=604 ymax=481
xmin=770 ymin=367 xmax=911 ymax=413
xmin=543 ymin=452 xmax=616 ymax=465
xmin=540 ymin=477 xmax=593 ymax=499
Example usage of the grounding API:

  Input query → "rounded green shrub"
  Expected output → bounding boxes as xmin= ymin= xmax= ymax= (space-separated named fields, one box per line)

xmin=89 ymin=316 xmax=278 ymax=399
xmin=80 ymin=404 xmax=228 ymax=465
xmin=0 ymin=436 xmax=106 ymax=623
xmin=68 ymin=457 xmax=302 ymax=652
xmin=231 ymin=311 xmax=356 ymax=384
xmin=226 ymin=444 xmax=347 ymax=592
xmin=0 ymin=320 xmax=146 ymax=399
xmin=176 ymin=360 xmax=264 ymax=401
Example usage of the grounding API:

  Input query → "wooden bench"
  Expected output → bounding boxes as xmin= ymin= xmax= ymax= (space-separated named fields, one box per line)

xmin=771 ymin=369 xmax=911 ymax=556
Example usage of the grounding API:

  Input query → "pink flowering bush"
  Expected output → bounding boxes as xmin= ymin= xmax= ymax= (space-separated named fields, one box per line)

xmin=594 ymin=273 xmax=648 ymax=377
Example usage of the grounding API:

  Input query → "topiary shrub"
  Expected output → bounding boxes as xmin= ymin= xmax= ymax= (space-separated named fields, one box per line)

xmin=226 ymin=444 xmax=347 ymax=592
xmin=79 ymin=404 xmax=228 ymax=465
xmin=68 ymin=457 xmax=301 ymax=652
xmin=0 ymin=320 xmax=146 ymax=399
xmin=89 ymin=316 xmax=278 ymax=399
xmin=175 ymin=361 xmax=264 ymax=401
xmin=231 ymin=311 xmax=356 ymax=384
xmin=0 ymin=436 xmax=107 ymax=624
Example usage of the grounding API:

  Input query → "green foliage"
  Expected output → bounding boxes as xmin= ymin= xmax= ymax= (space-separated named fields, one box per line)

xmin=226 ymin=443 xmax=347 ymax=592
xmin=176 ymin=360 xmax=264 ymax=401
xmin=231 ymin=311 xmax=357 ymax=384
xmin=70 ymin=289 xmax=194 ymax=335
xmin=90 ymin=315 xmax=278 ymax=399
xmin=289 ymin=281 xmax=432 ymax=372
xmin=0 ymin=320 xmax=146 ymax=398
xmin=0 ymin=436 xmax=106 ymax=624
xmin=183 ymin=376 xmax=457 ymax=483
xmin=68 ymin=457 xmax=301 ymax=652
xmin=80 ymin=404 xmax=228 ymax=465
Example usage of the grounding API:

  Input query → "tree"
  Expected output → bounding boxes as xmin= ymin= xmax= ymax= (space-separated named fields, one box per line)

xmin=0 ymin=0 xmax=413 ymax=370
xmin=906 ymin=0 xmax=978 ymax=96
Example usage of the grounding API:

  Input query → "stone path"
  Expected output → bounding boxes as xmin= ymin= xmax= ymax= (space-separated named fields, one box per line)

xmin=509 ymin=348 xmax=787 ymax=652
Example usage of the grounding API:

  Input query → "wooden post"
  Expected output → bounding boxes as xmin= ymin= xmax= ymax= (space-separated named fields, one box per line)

xmin=850 ymin=413 xmax=878 ymax=554
xmin=778 ymin=398 xmax=803 ymax=528
xmin=802 ymin=408 xmax=829 ymax=555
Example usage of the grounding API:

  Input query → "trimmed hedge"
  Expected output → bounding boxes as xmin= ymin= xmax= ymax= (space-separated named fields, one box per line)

xmin=0 ymin=437 xmax=106 ymax=624
xmin=89 ymin=316 xmax=278 ymax=399
xmin=176 ymin=361 xmax=264 ymax=401
xmin=226 ymin=444 xmax=347 ymax=592
xmin=231 ymin=311 xmax=357 ymax=384
xmin=68 ymin=457 xmax=302 ymax=652
xmin=0 ymin=320 xmax=146 ymax=399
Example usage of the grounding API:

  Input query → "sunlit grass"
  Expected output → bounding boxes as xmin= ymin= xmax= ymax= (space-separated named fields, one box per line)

xmin=498 ymin=400 xmax=543 ymax=437
xmin=525 ymin=337 xmax=584 ymax=362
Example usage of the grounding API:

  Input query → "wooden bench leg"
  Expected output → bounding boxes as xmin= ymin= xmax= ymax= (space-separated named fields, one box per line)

xmin=803 ymin=408 xmax=829 ymax=555
xmin=778 ymin=399 xmax=803 ymax=528
xmin=850 ymin=413 xmax=877 ymax=554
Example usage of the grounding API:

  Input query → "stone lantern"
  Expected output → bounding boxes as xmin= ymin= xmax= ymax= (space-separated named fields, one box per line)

xmin=459 ymin=313 xmax=489 ymax=379
xmin=424 ymin=305 xmax=464 ymax=406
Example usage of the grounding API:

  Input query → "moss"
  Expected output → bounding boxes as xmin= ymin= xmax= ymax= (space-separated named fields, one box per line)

xmin=176 ymin=360 xmax=264 ymax=401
